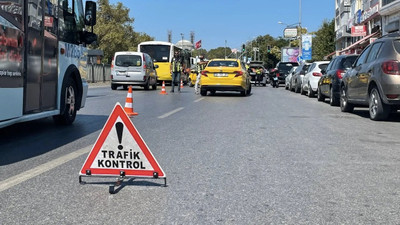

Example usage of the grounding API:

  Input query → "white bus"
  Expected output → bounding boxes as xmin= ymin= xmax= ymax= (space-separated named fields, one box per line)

xmin=0 ymin=0 xmax=97 ymax=128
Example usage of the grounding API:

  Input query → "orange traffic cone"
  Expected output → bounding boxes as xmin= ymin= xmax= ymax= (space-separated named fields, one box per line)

xmin=180 ymin=79 xmax=184 ymax=89
xmin=124 ymin=86 xmax=138 ymax=117
xmin=160 ymin=81 xmax=167 ymax=95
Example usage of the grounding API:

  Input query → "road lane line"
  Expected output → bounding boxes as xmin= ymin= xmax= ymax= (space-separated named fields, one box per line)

xmin=158 ymin=107 xmax=184 ymax=119
xmin=0 ymin=146 xmax=91 ymax=192
xmin=194 ymin=97 xmax=204 ymax=102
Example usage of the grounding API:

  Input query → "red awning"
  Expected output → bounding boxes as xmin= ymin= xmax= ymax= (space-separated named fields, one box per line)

xmin=339 ymin=32 xmax=380 ymax=53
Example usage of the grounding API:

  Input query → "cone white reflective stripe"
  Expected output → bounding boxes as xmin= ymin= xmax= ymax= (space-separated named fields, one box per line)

xmin=124 ymin=102 xmax=133 ymax=108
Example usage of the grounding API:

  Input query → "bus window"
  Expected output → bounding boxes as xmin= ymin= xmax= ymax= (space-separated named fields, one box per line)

xmin=59 ymin=0 xmax=85 ymax=44
xmin=140 ymin=45 xmax=171 ymax=62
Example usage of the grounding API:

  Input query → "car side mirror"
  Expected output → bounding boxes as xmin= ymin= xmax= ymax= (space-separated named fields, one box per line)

xmin=85 ymin=1 xmax=97 ymax=26
xmin=154 ymin=65 xmax=159 ymax=69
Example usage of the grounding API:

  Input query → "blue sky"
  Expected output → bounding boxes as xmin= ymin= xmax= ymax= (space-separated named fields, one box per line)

xmin=109 ymin=0 xmax=335 ymax=50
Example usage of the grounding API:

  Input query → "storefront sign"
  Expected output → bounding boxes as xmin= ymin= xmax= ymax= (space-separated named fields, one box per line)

xmin=351 ymin=25 xmax=367 ymax=37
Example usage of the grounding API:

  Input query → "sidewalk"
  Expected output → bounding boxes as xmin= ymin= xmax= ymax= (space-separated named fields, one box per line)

xmin=88 ymin=81 xmax=110 ymax=88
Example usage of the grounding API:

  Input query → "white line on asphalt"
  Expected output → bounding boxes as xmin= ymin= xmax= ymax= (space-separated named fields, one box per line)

xmin=158 ymin=107 xmax=184 ymax=119
xmin=0 ymin=146 xmax=91 ymax=193
xmin=194 ymin=97 xmax=204 ymax=102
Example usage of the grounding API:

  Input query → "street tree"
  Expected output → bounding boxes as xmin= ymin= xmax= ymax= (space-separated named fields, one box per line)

xmin=93 ymin=0 xmax=153 ymax=63
xmin=312 ymin=19 xmax=335 ymax=61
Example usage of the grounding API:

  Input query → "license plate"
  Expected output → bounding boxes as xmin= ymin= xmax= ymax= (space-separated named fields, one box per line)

xmin=214 ymin=73 xmax=228 ymax=77
xmin=273 ymin=77 xmax=278 ymax=81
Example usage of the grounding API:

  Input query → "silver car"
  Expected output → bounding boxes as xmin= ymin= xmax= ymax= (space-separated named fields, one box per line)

xmin=340 ymin=32 xmax=400 ymax=120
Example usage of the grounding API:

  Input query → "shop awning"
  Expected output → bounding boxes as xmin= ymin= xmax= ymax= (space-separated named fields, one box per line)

xmin=339 ymin=32 xmax=380 ymax=53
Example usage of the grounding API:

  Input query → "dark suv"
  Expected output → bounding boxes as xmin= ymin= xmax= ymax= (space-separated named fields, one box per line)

xmin=275 ymin=62 xmax=299 ymax=84
xmin=317 ymin=55 xmax=358 ymax=106
xmin=340 ymin=32 xmax=400 ymax=120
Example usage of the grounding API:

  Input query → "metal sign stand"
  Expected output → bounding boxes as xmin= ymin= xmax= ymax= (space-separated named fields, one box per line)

xmin=79 ymin=170 xmax=167 ymax=194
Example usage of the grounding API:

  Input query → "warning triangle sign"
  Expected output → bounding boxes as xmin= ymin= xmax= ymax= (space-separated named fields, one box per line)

xmin=79 ymin=103 xmax=165 ymax=178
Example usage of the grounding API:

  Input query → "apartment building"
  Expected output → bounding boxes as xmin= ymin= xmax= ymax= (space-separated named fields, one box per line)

xmin=335 ymin=0 xmax=399 ymax=55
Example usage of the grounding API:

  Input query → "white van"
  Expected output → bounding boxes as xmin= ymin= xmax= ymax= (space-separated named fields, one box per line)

xmin=111 ymin=52 xmax=158 ymax=90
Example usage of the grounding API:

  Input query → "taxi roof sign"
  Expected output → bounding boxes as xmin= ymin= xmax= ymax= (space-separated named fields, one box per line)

xmin=79 ymin=103 xmax=165 ymax=178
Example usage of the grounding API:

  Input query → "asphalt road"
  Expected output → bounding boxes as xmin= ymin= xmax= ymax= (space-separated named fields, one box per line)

xmin=1 ymin=83 xmax=399 ymax=224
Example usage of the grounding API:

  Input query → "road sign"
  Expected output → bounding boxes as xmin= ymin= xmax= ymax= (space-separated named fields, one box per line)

xmin=79 ymin=103 xmax=165 ymax=178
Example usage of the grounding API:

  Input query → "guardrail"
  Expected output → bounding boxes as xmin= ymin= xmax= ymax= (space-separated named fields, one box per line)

xmin=87 ymin=63 xmax=111 ymax=83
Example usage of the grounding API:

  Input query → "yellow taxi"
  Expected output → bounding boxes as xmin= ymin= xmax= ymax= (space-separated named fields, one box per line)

xmin=199 ymin=59 xmax=251 ymax=96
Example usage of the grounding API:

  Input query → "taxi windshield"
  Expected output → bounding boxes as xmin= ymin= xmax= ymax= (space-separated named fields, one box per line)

xmin=208 ymin=61 xmax=239 ymax=67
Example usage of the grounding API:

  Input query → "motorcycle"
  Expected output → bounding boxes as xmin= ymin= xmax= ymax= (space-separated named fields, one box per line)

xmin=269 ymin=68 xmax=279 ymax=88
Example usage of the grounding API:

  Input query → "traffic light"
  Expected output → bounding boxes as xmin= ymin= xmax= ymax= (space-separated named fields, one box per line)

xmin=242 ymin=44 xmax=245 ymax=52
xmin=267 ymin=45 xmax=271 ymax=53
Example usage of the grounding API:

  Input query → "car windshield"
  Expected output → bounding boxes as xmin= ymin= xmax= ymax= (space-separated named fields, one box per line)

xmin=318 ymin=64 xmax=328 ymax=70
xmin=278 ymin=63 xmax=298 ymax=73
xmin=115 ymin=55 xmax=141 ymax=67
xmin=208 ymin=61 xmax=239 ymax=67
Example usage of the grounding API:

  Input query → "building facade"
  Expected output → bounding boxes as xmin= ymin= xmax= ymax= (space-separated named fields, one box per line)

xmin=335 ymin=0 xmax=400 ymax=55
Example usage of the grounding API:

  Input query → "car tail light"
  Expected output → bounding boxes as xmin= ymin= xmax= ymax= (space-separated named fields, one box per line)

xmin=312 ymin=72 xmax=322 ymax=76
xmin=111 ymin=75 xmax=113 ymax=79
xmin=201 ymin=70 xmax=209 ymax=77
xmin=336 ymin=69 xmax=345 ymax=79
xmin=234 ymin=71 xmax=243 ymax=77
xmin=276 ymin=73 xmax=280 ymax=77
xmin=387 ymin=94 xmax=399 ymax=99
xmin=382 ymin=60 xmax=400 ymax=75
xmin=143 ymin=54 xmax=146 ymax=69
xmin=143 ymin=76 xmax=146 ymax=81
xmin=111 ymin=57 xmax=114 ymax=69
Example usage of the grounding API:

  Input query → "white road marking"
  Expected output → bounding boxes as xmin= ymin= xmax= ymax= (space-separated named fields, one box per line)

xmin=157 ymin=107 xmax=184 ymax=119
xmin=194 ymin=97 xmax=205 ymax=102
xmin=0 ymin=146 xmax=91 ymax=192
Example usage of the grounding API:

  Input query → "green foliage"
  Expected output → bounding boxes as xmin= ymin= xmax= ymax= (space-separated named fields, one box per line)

xmin=192 ymin=49 xmax=208 ymax=58
xmin=312 ymin=19 xmax=335 ymax=61
xmin=92 ymin=0 xmax=154 ymax=63
xmin=207 ymin=47 xmax=232 ymax=59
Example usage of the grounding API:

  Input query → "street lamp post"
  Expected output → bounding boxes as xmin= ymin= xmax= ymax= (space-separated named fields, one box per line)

xmin=180 ymin=33 xmax=184 ymax=50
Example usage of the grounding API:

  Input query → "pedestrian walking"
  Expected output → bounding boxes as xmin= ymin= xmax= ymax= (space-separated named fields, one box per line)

xmin=195 ymin=55 xmax=207 ymax=95
xmin=171 ymin=51 xmax=182 ymax=93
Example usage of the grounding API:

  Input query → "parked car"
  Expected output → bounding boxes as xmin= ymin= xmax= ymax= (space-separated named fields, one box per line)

xmin=248 ymin=61 xmax=267 ymax=86
xmin=301 ymin=61 xmax=330 ymax=97
xmin=285 ymin=66 xmax=298 ymax=90
xmin=317 ymin=55 xmax=358 ymax=105
xmin=111 ymin=51 xmax=158 ymax=90
xmin=275 ymin=61 xmax=299 ymax=85
xmin=290 ymin=62 xmax=310 ymax=93
xmin=200 ymin=59 xmax=251 ymax=96
xmin=340 ymin=32 xmax=400 ymax=120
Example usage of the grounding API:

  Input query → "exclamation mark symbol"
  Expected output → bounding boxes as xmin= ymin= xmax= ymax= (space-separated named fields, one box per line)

xmin=115 ymin=122 xmax=123 ymax=150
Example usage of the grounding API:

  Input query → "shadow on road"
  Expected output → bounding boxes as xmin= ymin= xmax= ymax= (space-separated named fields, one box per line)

xmin=0 ymin=114 xmax=108 ymax=166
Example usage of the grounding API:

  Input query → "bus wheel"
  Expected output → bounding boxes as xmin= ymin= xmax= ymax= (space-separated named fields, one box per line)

xmin=54 ymin=77 xmax=77 ymax=125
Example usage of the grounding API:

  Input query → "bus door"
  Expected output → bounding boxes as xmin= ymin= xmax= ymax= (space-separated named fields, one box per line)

xmin=25 ymin=0 xmax=58 ymax=113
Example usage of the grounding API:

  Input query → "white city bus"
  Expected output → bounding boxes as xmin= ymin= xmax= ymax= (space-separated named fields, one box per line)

xmin=0 ymin=0 xmax=97 ymax=129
